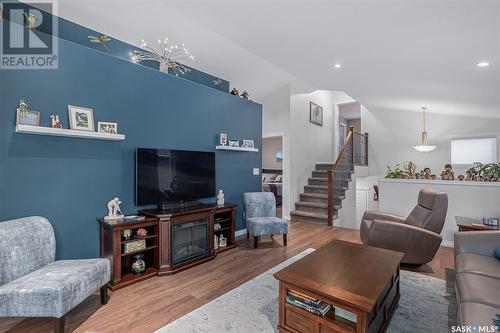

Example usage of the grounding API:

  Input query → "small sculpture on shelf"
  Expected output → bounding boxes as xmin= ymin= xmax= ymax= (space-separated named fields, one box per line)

xmin=240 ymin=90 xmax=250 ymax=100
xmin=18 ymin=98 xmax=29 ymax=115
xmin=404 ymin=161 xmax=416 ymax=178
xmin=214 ymin=223 xmax=222 ymax=231
xmin=217 ymin=189 xmax=225 ymax=206
xmin=136 ymin=228 xmax=148 ymax=238
xmin=230 ymin=88 xmax=239 ymax=96
xmin=122 ymin=229 xmax=132 ymax=240
xmin=131 ymin=253 xmax=146 ymax=275
xmin=440 ymin=164 xmax=455 ymax=180
xmin=466 ymin=168 xmax=477 ymax=181
xmin=458 ymin=175 xmax=465 ymax=181
xmin=219 ymin=234 xmax=227 ymax=248
xmin=105 ymin=197 xmax=124 ymax=220
xmin=418 ymin=167 xmax=432 ymax=180
xmin=50 ymin=115 xmax=62 ymax=128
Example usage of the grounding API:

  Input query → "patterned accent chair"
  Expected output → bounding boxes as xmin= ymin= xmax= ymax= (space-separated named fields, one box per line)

xmin=243 ymin=192 xmax=288 ymax=248
xmin=0 ymin=216 xmax=111 ymax=333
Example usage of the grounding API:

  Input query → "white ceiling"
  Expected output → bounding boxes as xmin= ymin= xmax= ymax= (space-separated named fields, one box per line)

xmin=56 ymin=1 xmax=499 ymax=118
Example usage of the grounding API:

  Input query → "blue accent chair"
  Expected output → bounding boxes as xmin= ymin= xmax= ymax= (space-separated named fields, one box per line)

xmin=243 ymin=192 xmax=288 ymax=248
xmin=0 ymin=216 xmax=111 ymax=333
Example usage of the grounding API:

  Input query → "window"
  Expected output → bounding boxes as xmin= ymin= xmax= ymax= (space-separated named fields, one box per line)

xmin=451 ymin=137 xmax=497 ymax=165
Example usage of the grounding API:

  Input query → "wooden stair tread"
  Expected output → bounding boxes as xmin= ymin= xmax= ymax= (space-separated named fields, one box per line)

xmin=295 ymin=202 xmax=341 ymax=210
xmin=290 ymin=210 xmax=328 ymax=219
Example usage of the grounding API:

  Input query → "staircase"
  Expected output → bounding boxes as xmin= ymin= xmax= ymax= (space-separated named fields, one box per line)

xmin=290 ymin=163 xmax=354 ymax=224
xmin=291 ymin=127 xmax=362 ymax=225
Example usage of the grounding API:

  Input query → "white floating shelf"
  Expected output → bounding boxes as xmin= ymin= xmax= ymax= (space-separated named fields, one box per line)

xmin=15 ymin=124 xmax=125 ymax=141
xmin=216 ymin=145 xmax=259 ymax=152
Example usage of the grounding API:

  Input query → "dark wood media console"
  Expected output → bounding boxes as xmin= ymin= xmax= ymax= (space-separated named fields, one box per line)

xmin=140 ymin=203 xmax=237 ymax=276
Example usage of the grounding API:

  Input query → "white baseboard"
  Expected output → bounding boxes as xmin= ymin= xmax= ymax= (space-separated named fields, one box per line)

xmin=235 ymin=229 xmax=247 ymax=237
xmin=441 ymin=240 xmax=454 ymax=248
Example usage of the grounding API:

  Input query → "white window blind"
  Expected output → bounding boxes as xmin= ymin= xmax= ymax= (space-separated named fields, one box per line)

xmin=451 ymin=137 xmax=497 ymax=165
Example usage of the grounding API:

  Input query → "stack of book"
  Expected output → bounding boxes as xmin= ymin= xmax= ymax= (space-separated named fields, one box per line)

xmin=286 ymin=290 xmax=332 ymax=317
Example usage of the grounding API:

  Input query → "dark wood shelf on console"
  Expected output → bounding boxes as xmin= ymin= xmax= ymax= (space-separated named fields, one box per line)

xmin=140 ymin=203 xmax=238 ymax=276
xmin=97 ymin=216 xmax=159 ymax=290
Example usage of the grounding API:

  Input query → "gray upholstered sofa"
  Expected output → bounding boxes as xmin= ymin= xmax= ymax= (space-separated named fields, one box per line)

xmin=0 ymin=216 xmax=111 ymax=333
xmin=243 ymin=192 xmax=288 ymax=248
xmin=455 ymin=231 xmax=500 ymax=328
xmin=360 ymin=188 xmax=448 ymax=265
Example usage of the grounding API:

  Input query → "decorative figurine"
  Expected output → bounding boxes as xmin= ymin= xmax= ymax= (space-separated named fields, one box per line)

xmin=214 ymin=223 xmax=221 ymax=231
xmin=420 ymin=167 xmax=432 ymax=180
xmin=430 ymin=174 xmax=437 ymax=180
xmin=214 ymin=235 xmax=219 ymax=250
xmin=104 ymin=197 xmax=124 ymax=220
xmin=18 ymin=98 xmax=29 ymax=115
xmin=466 ymin=168 xmax=477 ymax=181
xmin=240 ymin=90 xmax=250 ymax=100
xmin=458 ymin=175 xmax=465 ymax=181
xmin=230 ymin=88 xmax=239 ymax=96
xmin=217 ymin=189 xmax=225 ymax=205
xmin=136 ymin=228 xmax=148 ymax=238
xmin=88 ymin=35 xmax=112 ymax=51
xmin=50 ymin=115 xmax=62 ymax=128
xmin=131 ymin=254 xmax=146 ymax=275
xmin=219 ymin=234 xmax=227 ymax=248
xmin=122 ymin=229 xmax=132 ymax=240
xmin=440 ymin=163 xmax=455 ymax=180
xmin=404 ymin=161 xmax=416 ymax=178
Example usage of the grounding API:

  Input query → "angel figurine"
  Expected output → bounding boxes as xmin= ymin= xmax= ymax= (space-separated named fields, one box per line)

xmin=217 ymin=189 xmax=225 ymax=205
xmin=105 ymin=197 xmax=124 ymax=220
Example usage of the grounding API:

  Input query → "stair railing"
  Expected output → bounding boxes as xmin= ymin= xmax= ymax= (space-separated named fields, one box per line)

xmin=327 ymin=127 xmax=354 ymax=226
xmin=351 ymin=127 xmax=369 ymax=166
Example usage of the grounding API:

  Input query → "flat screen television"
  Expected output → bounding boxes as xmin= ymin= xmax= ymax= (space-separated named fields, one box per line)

xmin=136 ymin=148 xmax=215 ymax=207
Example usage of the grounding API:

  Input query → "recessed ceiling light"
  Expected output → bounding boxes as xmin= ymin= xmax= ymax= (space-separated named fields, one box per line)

xmin=477 ymin=62 xmax=490 ymax=67
xmin=333 ymin=63 xmax=342 ymax=69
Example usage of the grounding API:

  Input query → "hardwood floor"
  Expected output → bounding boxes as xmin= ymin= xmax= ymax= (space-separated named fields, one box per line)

xmin=0 ymin=221 xmax=454 ymax=333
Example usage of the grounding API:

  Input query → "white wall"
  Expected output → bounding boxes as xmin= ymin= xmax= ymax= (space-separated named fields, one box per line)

xmin=261 ymin=84 xmax=292 ymax=218
xmin=363 ymin=108 xmax=500 ymax=177
xmin=287 ymin=90 xmax=353 ymax=217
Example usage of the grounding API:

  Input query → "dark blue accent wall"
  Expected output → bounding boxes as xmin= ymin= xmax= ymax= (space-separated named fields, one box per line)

xmin=0 ymin=34 xmax=261 ymax=260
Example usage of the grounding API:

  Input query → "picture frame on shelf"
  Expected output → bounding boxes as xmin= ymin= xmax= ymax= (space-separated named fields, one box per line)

xmin=68 ymin=105 xmax=95 ymax=131
xmin=219 ymin=133 xmax=228 ymax=146
xmin=310 ymin=101 xmax=323 ymax=126
xmin=98 ymin=121 xmax=118 ymax=134
xmin=242 ymin=139 xmax=255 ymax=148
xmin=16 ymin=108 xmax=40 ymax=126
xmin=229 ymin=140 xmax=240 ymax=147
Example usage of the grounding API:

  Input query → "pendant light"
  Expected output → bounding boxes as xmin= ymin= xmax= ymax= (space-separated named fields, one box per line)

xmin=413 ymin=106 xmax=437 ymax=152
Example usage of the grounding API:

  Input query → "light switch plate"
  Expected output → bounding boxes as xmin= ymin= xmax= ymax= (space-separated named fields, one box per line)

xmin=253 ymin=168 xmax=260 ymax=176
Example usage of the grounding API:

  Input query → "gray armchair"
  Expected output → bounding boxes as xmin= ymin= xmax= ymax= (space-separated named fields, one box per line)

xmin=243 ymin=192 xmax=288 ymax=248
xmin=360 ymin=188 xmax=448 ymax=265
xmin=0 ymin=216 xmax=110 ymax=333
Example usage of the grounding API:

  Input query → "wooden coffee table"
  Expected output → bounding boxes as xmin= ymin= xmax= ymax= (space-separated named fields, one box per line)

xmin=456 ymin=216 xmax=500 ymax=232
xmin=274 ymin=240 xmax=404 ymax=333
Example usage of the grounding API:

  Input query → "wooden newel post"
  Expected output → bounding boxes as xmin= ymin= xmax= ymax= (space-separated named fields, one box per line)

xmin=327 ymin=170 xmax=333 ymax=226
xmin=364 ymin=132 xmax=369 ymax=166
xmin=349 ymin=126 xmax=355 ymax=165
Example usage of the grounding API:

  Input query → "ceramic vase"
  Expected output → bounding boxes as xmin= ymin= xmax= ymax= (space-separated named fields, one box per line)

xmin=132 ymin=254 xmax=146 ymax=275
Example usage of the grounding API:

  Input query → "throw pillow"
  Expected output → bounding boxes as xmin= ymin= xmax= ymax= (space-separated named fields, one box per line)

xmin=495 ymin=247 xmax=500 ymax=260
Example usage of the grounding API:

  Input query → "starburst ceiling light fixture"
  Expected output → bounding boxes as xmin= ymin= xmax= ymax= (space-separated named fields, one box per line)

xmin=413 ymin=106 xmax=437 ymax=152
xmin=131 ymin=38 xmax=195 ymax=76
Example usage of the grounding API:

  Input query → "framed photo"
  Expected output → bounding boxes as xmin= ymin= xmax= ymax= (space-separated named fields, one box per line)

xmin=68 ymin=105 xmax=94 ymax=131
xmin=310 ymin=102 xmax=323 ymax=126
xmin=219 ymin=133 xmax=228 ymax=146
xmin=242 ymin=139 xmax=255 ymax=148
xmin=16 ymin=108 xmax=40 ymax=126
xmin=98 ymin=122 xmax=118 ymax=134
xmin=229 ymin=140 xmax=240 ymax=147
